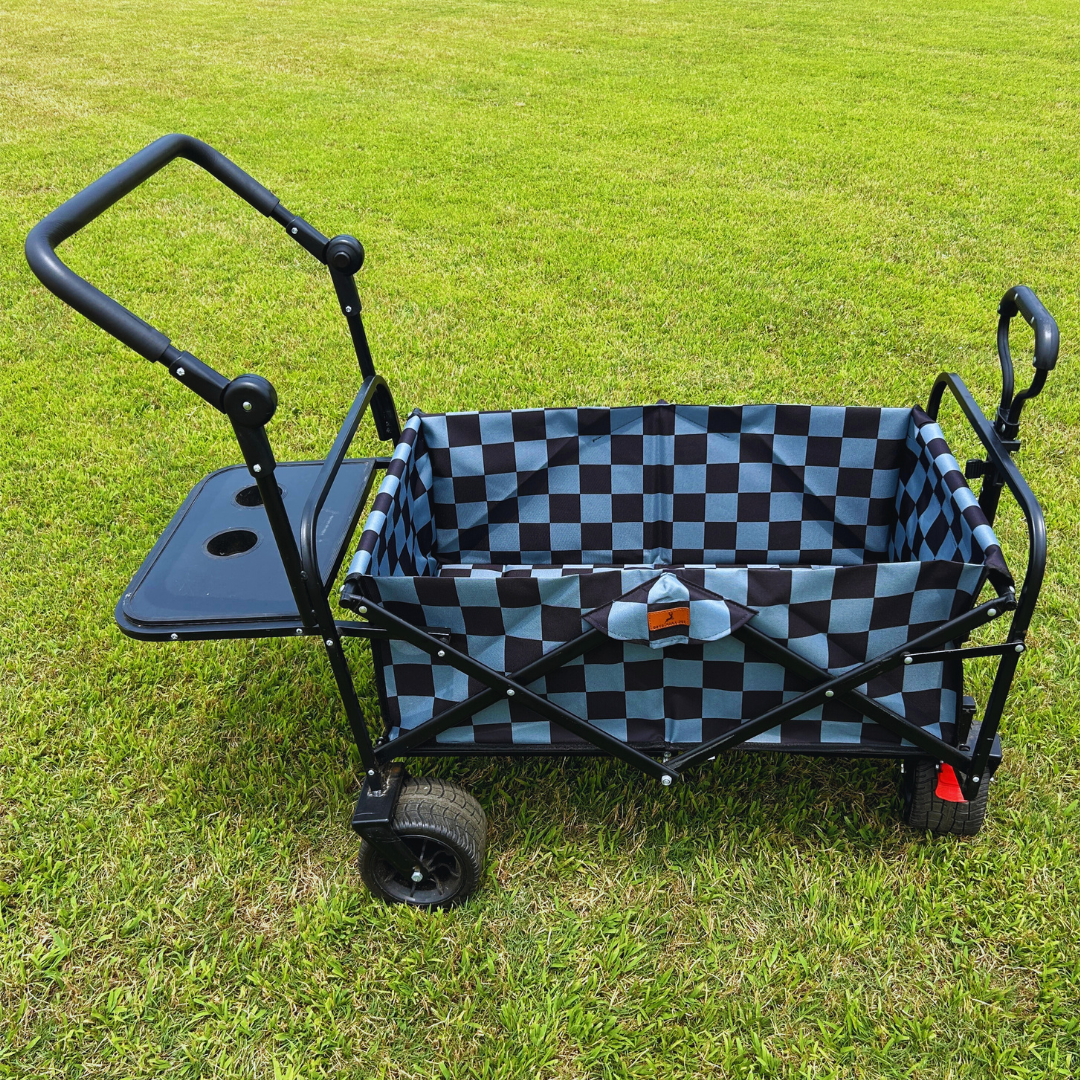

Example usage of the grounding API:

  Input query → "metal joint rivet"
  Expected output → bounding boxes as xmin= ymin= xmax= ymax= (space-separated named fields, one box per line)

xmin=345 ymin=306 xmax=352 ymax=314
xmin=358 ymin=605 xmax=367 ymax=614
xmin=1015 ymin=643 xmax=1024 ymax=653
xmin=291 ymin=227 xmax=298 ymax=235
xmin=170 ymin=633 xmax=178 ymax=641
xmin=987 ymin=608 xmax=997 ymax=618
xmin=367 ymin=769 xmax=375 ymax=776
xmin=252 ymin=464 xmax=262 ymax=473
xmin=825 ymin=689 xmax=834 ymax=698
xmin=175 ymin=366 xmax=185 ymax=377
xmin=660 ymin=775 xmax=673 ymax=787
xmin=972 ymin=775 xmax=981 ymax=783
xmin=506 ymin=688 xmax=515 ymax=697
xmin=242 ymin=401 xmax=252 ymax=412
xmin=325 ymin=639 xmax=334 ymax=648
xmin=903 ymin=655 xmax=913 ymax=665
xmin=295 ymin=628 xmax=303 ymax=635
xmin=437 ymin=649 xmax=446 ymax=658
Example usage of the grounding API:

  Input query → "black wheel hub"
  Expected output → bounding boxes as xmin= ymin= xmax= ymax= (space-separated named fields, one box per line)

xmin=370 ymin=834 xmax=465 ymax=906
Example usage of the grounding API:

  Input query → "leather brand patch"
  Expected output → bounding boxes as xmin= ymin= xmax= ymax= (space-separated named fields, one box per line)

xmin=648 ymin=605 xmax=690 ymax=632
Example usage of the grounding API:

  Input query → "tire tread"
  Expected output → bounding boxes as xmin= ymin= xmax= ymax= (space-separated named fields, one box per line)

xmin=358 ymin=777 xmax=487 ymax=908
xmin=901 ymin=759 xmax=989 ymax=837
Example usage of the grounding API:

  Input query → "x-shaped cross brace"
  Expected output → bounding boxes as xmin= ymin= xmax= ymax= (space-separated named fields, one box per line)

xmin=360 ymin=590 xmax=1014 ymax=796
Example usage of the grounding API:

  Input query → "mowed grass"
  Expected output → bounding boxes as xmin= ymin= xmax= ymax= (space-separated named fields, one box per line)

xmin=3 ymin=0 xmax=1080 ymax=1076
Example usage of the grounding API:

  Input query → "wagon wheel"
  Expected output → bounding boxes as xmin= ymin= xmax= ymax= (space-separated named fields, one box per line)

xmin=900 ymin=758 xmax=989 ymax=837
xmin=358 ymin=777 xmax=487 ymax=909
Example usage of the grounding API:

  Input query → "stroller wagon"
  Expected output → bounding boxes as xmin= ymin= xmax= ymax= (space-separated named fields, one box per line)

xmin=27 ymin=136 xmax=1060 ymax=908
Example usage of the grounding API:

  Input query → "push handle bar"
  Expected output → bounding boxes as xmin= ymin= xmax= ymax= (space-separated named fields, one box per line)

xmin=995 ymin=285 xmax=1059 ymax=439
xmin=24 ymin=134 xmax=317 ymax=367
xmin=999 ymin=285 xmax=1058 ymax=372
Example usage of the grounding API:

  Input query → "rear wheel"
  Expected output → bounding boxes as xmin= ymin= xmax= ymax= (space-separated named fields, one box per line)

xmin=900 ymin=758 xmax=989 ymax=836
xmin=358 ymin=777 xmax=487 ymax=909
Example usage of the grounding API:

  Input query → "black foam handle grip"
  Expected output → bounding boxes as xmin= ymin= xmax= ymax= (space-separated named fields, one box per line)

xmin=999 ymin=285 xmax=1059 ymax=371
xmin=25 ymin=134 xmax=281 ymax=364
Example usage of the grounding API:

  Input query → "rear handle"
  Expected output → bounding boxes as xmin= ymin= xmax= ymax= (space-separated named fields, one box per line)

xmin=24 ymin=133 xmax=328 ymax=374
xmin=995 ymin=285 xmax=1060 ymax=439
xmin=999 ymin=285 xmax=1058 ymax=372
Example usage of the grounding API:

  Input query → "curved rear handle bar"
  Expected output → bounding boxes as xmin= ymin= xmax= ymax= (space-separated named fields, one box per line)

xmin=995 ymin=285 xmax=1059 ymax=438
xmin=25 ymin=133 xmax=330 ymax=372
xmin=1000 ymin=285 xmax=1058 ymax=372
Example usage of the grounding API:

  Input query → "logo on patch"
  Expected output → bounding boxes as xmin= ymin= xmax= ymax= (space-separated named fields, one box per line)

xmin=648 ymin=603 xmax=691 ymax=639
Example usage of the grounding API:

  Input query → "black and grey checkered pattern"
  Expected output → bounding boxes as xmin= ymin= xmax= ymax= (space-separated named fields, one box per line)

xmin=891 ymin=408 xmax=1012 ymax=590
xmin=351 ymin=415 xmax=437 ymax=577
xmin=344 ymin=403 xmax=1009 ymax=753
xmin=405 ymin=405 xmax=913 ymax=567
xmin=357 ymin=561 xmax=982 ymax=751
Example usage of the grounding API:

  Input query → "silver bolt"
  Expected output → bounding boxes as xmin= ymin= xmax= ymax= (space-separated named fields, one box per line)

xmin=506 ymin=688 xmax=515 ymax=697
xmin=437 ymin=649 xmax=446 ymax=658
xmin=987 ymin=608 xmax=997 ymax=618
xmin=411 ymin=870 xmax=425 ymax=883
xmin=325 ymin=639 xmax=334 ymax=648
xmin=295 ymin=628 xmax=303 ymax=635
xmin=345 ymin=306 xmax=352 ymax=314
xmin=367 ymin=769 xmax=375 ymax=776
xmin=660 ymin=775 xmax=673 ymax=787
xmin=175 ymin=366 xmax=186 ymax=377
xmin=359 ymin=606 xmax=367 ymax=614
xmin=170 ymin=633 xmax=178 ymax=641
xmin=904 ymin=656 xmax=913 ymax=665
xmin=252 ymin=464 xmax=262 ymax=474
xmin=1015 ymin=643 xmax=1025 ymax=654
xmin=291 ymin=227 xmax=298 ymax=235
xmin=825 ymin=690 xmax=834 ymax=698
xmin=242 ymin=401 xmax=252 ymax=412
xmin=972 ymin=775 xmax=981 ymax=783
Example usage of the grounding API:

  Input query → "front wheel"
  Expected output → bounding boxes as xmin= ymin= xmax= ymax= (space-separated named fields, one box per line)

xmin=358 ymin=777 xmax=487 ymax=909
xmin=900 ymin=758 xmax=989 ymax=837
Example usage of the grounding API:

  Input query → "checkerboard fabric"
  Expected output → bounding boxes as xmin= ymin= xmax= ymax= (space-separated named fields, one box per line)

xmin=890 ymin=407 xmax=1012 ymax=591
xmin=343 ymin=404 xmax=1010 ymax=753
xmin=351 ymin=414 xmax=437 ymax=577
xmin=412 ymin=404 xmax=913 ymax=567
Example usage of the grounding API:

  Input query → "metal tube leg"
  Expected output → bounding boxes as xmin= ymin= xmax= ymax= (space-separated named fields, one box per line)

xmin=963 ymin=649 xmax=1020 ymax=800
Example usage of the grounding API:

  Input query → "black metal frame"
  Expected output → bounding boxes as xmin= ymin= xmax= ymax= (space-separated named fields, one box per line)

xmin=26 ymin=135 xmax=1058 ymax=854
xmin=340 ymin=295 xmax=1056 ymax=802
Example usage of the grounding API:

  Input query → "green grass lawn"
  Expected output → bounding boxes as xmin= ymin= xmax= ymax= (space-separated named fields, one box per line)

xmin=3 ymin=0 xmax=1080 ymax=1075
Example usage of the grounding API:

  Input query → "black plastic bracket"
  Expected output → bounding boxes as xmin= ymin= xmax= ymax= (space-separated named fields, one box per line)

xmin=958 ymin=720 xmax=1003 ymax=776
xmin=350 ymin=763 xmax=422 ymax=876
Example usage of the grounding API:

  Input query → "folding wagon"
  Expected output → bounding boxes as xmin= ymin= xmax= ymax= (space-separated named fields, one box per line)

xmin=27 ymin=136 xmax=1060 ymax=908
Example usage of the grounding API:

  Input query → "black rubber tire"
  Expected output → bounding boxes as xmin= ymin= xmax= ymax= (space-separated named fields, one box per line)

xmin=358 ymin=777 xmax=487 ymax=909
xmin=900 ymin=758 xmax=989 ymax=837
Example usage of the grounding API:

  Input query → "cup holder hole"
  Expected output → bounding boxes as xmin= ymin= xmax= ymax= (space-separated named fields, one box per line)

xmin=235 ymin=484 xmax=283 ymax=507
xmin=206 ymin=529 xmax=259 ymax=557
